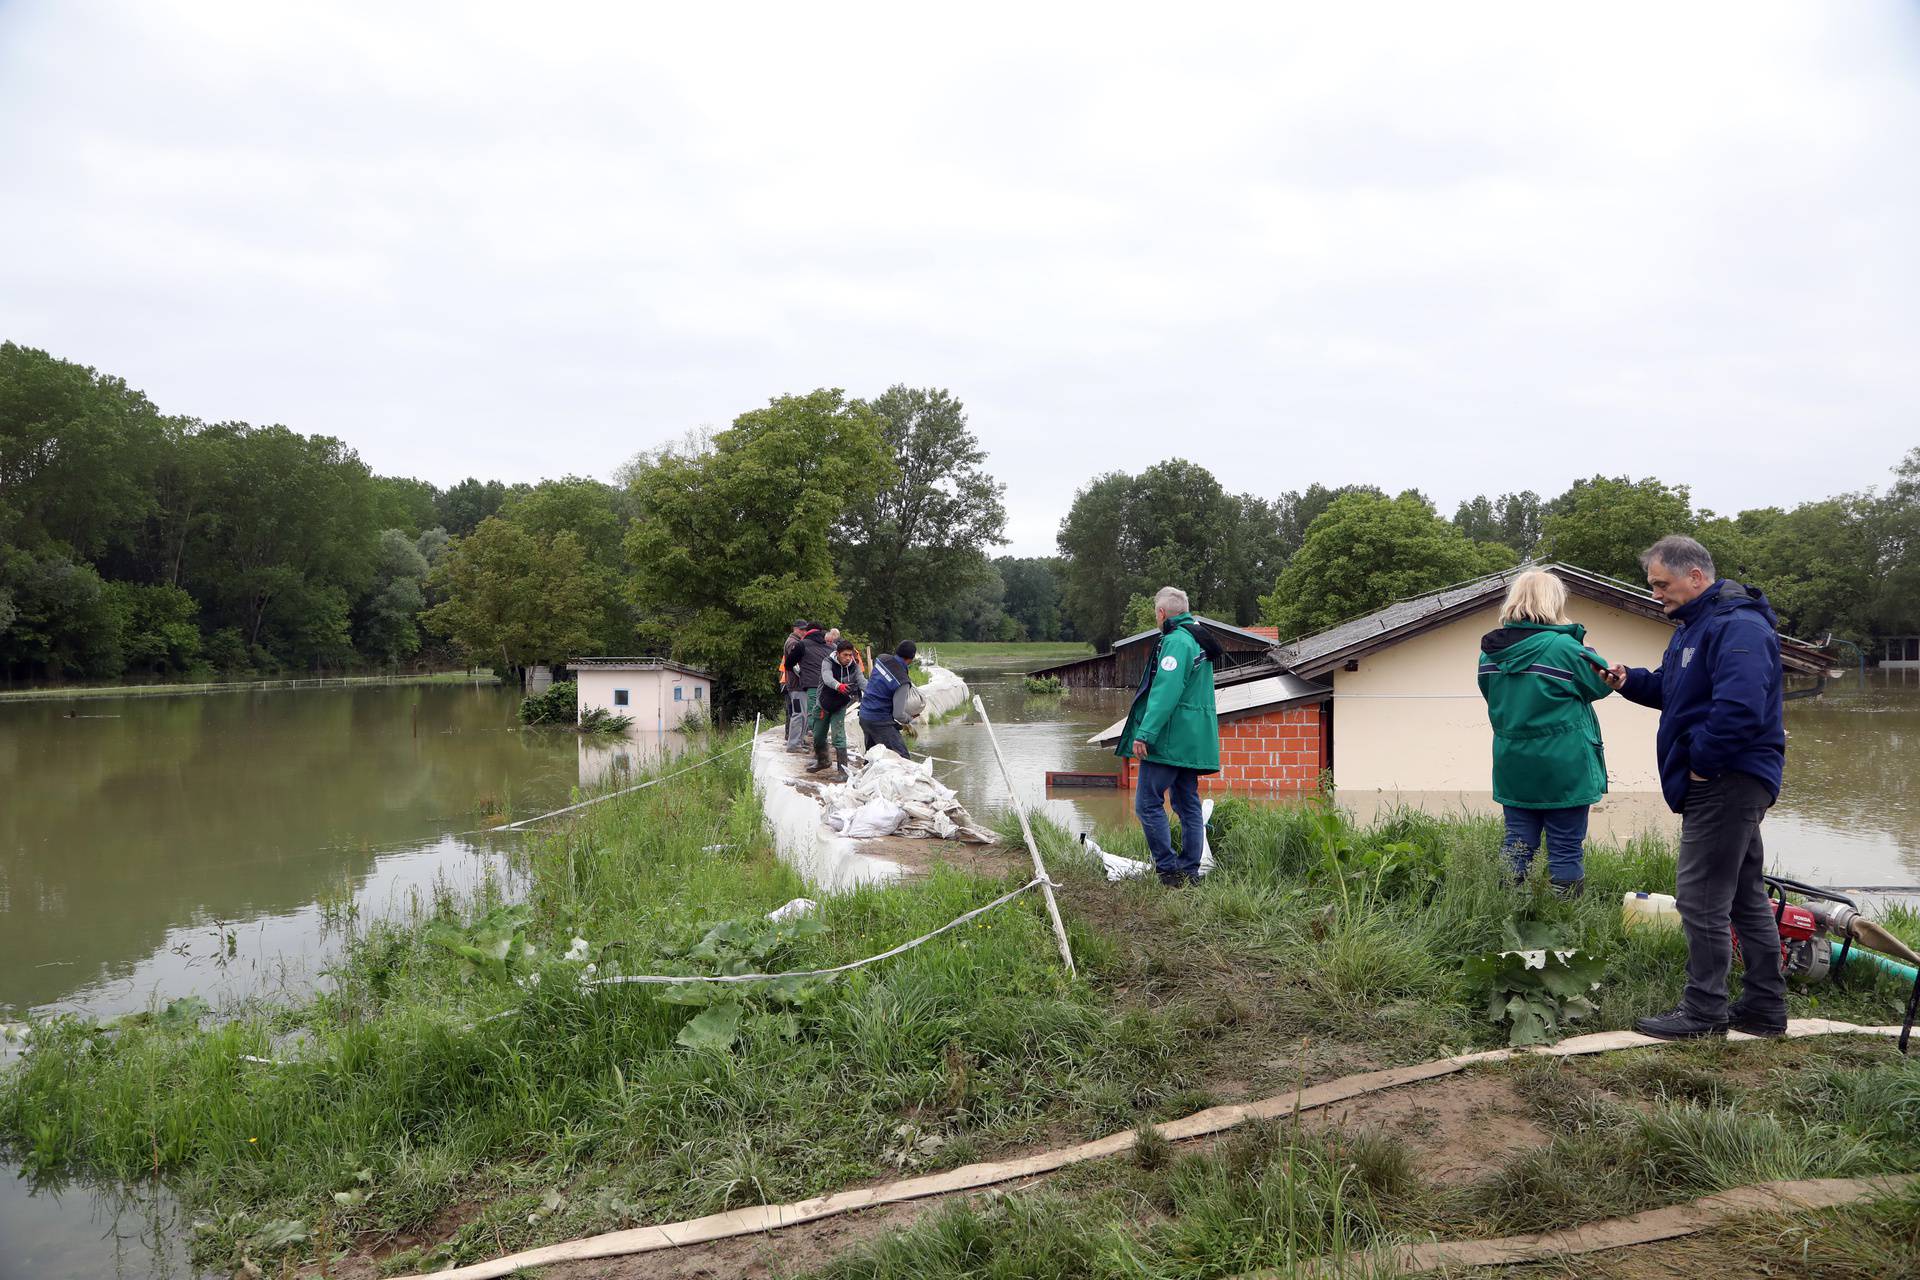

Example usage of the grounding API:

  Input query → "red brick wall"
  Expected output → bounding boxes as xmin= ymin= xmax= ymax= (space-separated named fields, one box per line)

xmin=1120 ymin=703 xmax=1326 ymax=793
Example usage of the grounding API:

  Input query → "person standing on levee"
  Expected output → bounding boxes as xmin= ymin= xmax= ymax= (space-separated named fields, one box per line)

xmin=1113 ymin=586 xmax=1221 ymax=887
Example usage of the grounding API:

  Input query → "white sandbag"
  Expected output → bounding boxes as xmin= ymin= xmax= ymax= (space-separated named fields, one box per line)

xmin=842 ymin=798 xmax=908 ymax=838
xmin=766 ymin=897 xmax=819 ymax=922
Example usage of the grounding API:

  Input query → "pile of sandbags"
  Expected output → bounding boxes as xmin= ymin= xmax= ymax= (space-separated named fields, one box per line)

xmin=788 ymin=745 xmax=997 ymax=843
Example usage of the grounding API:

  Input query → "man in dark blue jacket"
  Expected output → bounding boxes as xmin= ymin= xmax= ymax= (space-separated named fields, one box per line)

xmin=1604 ymin=535 xmax=1787 ymax=1040
xmin=858 ymin=640 xmax=916 ymax=760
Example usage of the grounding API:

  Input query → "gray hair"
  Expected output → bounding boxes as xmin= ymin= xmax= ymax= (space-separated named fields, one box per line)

xmin=1640 ymin=534 xmax=1715 ymax=579
xmin=1154 ymin=585 xmax=1189 ymax=615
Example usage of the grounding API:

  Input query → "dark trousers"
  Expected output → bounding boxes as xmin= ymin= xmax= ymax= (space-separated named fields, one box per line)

xmin=1136 ymin=760 xmax=1204 ymax=878
xmin=1674 ymin=770 xmax=1785 ymax=1021
xmin=1502 ymin=805 xmax=1590 ymax=882
xmin=859 ymin=716 xmax=909 ymax=759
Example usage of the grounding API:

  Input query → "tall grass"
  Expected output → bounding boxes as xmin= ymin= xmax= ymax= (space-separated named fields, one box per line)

xmin=8 ymin=750 xmax=1920 ymax=1275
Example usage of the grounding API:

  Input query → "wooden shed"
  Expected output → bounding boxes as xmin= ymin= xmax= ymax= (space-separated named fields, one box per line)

xmin=1028 ymin=617 xmax=1279 ymax=689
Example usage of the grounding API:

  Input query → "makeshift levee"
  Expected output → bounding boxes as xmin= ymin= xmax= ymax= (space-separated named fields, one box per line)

xmin=911 ymin=662 xmax=970 ymax=725
xmin=750 ymin=730 xmax=905 ymax=889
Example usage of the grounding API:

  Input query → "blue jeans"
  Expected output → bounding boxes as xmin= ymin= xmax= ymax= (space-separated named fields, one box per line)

xmin=1502 ymin=805 xmax=1589 ymax=883
xmin=1136 ymin=761 xmax=1205 ymax=878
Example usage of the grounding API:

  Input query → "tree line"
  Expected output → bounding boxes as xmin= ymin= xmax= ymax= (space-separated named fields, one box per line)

xmin=6 ymin=341 xmax=1913 ymax=702
xmin=1050 ymin=460 xmax=1920 ymax=650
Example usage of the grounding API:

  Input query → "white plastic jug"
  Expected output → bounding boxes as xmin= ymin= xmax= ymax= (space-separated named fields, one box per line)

xmin=1622 ymin=891 xmax=1683 ymax=931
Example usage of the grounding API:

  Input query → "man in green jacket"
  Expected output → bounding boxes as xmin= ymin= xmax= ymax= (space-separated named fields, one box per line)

xmin=1114 ymin=587 xmax=1221 ymax=886
xmin=1477 ymin=570 xmax=1614 ymax=896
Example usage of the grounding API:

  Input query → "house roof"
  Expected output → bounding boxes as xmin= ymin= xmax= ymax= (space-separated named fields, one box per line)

xmin=1087 ymin=670 xmax=1330 ymax=745
xmin=1110 ymin=614 xmax=1283 ymax=650
xmin=1269 ymin=563 xmax=1831 ymax=678
xmin=568 ymin=656 xmax=712 ymax=679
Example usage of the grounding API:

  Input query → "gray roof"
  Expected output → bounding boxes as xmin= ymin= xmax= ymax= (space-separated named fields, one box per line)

xmin=1087 ymin=669 xmax=1329 ymax=744
xmin=568 ymin=656 xmax=711 ymax=678
xmin=1270 ymin=562 xmax=1830 ymax=677
xmin=1111 ymin=614 xmax=1280 ymax=650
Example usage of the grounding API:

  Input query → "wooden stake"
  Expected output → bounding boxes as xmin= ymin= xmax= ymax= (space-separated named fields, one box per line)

xmin=971 ymin=695 xmax=1075 ymax=976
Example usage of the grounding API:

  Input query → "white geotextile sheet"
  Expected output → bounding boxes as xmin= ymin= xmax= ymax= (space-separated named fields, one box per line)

xmin=1082 ymin=799 xmax=1216 ymax=880
xmin=911 ymin=663 xmax=970 ymax=725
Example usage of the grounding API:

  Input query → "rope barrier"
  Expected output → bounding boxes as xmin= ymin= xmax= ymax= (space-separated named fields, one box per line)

xmin=459 ymin=722 xmax=759 ymax=837
xmin=244 ymin=874 xmax=1055 ymax=1051
xmin=584 ymin=876 xmax=1047 ymax=988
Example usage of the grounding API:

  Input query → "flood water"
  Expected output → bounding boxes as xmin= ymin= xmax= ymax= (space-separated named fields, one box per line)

xmin=0 ymin=681 xmax=690 ymax=1278
xmin=2 ymin=660 xmax=1916 ymax=1276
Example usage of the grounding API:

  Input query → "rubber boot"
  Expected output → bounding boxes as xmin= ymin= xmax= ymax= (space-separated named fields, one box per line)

xmin=830 ymin=747 xmax=849 ymax=783
xmin=1550 ymin=877 xmax=1585 ymax=900
xmin=806 ymin=737 xmax=831 ymax=773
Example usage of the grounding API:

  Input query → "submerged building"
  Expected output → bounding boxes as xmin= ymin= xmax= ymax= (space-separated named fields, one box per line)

xmin=1084 ymin=564 xmax=1832 ymax=795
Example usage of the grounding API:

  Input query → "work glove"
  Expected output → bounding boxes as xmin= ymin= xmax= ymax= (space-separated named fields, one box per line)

xmin=837 ymin=683 xmax=849 ymax=693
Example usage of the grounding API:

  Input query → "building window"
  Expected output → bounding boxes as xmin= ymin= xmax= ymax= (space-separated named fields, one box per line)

xmin=693 ymin=686 xmax=703 ymax=700
xmin=613 ymin=689 xmax=629 ymax=707
xmin=674 ymin=686 xmax=684 ymax=702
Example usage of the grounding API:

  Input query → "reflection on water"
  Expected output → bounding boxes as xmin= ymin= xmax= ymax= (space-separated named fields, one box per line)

xmin=0 ymin=1169 xmax=206 ymax=1280
xmin=0 ymin=683 xmax=582 ymax=1018
xmin=927 ymin=663 xmax=1920 ymax=890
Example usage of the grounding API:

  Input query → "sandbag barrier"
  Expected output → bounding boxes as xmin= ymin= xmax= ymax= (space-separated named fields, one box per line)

xmin=388 ymin=1019 xmax=1910 ymax=1280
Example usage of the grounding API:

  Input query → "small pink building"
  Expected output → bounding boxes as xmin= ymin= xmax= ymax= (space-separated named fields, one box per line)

xmin=570 ymin=657 xmax=712 ymax=729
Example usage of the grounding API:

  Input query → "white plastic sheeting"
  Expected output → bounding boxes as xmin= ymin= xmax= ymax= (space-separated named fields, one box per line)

xmin=813 ymin=745 xmax=997 ymax=843
xmin=1080 ymin=799 xmax=1216 ymax=880
xmin=750 ymin=731 xmax=904 ymax=889
xmin=911 ymin=663 xmax=969 ymax=726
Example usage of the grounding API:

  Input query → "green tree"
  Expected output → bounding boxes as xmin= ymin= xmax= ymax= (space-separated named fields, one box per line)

xmin=1275 ymin=483 xmax=1386 ymax=559
xmin=179 ymin=424 xmax=380 ymax=666
xmin=356 ymin=530 xmax=432 ymax=664
xmin=997 ymin=556 xmax=1064 ymax=641
xmin=1222 ymin=495 xmax=1289 ymax=625
xmin=1452 ymin=495 xmax=1498 ymax=543
xmin=1128 ymin=459 xmax=1239 ymax=612
xmin=834 ymin=386 xmax=1004 ymax=647
xmin=624 ymin=389 xmax=890 ymax=709
xmin=0 ymin=342 xmax=164 ymax=560
xmin=369 ymin=476 xmax=441 ymax=537
xmin=1496 ymin=491 xmax=1545 ymax=556
xmin=434 ymin=478 xmax=520 ymax=538
xmin=1056 ymin=472 xmax=1139 ymax=651
xmin=1260 ymin=491 xmax=1517 ymax=639
xmin=1537 ymin=476 xmax=1694 ymax=581
xmin=924 ymin=561 xmax=1018 ymax=642
xmin=1871 ymin=448 xmax=1920 ymax=636
xmin=0 ymin=549 xmax=124 ymax=679
xmin=105 ymin=581 xmax=201 ymax=674
xmin=424 ymin=518 xmax=613 ymax=675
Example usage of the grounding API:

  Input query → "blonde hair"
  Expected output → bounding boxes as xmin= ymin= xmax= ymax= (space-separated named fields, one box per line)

xmin=1500 ymin=570 xmax=1569 ymax=625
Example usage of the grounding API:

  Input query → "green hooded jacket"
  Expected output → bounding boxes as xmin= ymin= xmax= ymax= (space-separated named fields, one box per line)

xmin=1476 ymin=621 xmax=1614 ymax=808
xmin=1113 ymin=613 xmax=1221 ymax=773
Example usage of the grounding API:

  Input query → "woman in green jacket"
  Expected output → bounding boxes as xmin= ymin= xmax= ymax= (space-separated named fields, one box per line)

xmin=1477 ymin=570 xmax=1614 ymax=896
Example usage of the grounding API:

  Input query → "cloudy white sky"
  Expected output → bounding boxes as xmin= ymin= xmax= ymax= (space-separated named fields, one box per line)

xmin=2 ymin=2 xmax=1916 ymax=555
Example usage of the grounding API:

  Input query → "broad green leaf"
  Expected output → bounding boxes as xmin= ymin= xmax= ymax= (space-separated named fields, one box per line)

xmin=676 ymin=1001 xmax=743 ymax=1052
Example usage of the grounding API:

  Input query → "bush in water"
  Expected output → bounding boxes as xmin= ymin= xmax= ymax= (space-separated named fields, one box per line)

xmin=518 ymin=680 xmax=577 ymax=725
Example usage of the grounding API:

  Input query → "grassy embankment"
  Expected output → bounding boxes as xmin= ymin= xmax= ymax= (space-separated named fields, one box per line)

xmin=0 ymin=669 xmax=496 ymax=702
xmin=4 ymin=740 xmax=1920 ymax=1277
xmin=924 ymin=641 xmax=1094 ymax=669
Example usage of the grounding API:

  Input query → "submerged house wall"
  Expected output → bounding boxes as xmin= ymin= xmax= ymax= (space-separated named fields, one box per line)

xmin=1330 ymin=599 xmax=1672 ymax=794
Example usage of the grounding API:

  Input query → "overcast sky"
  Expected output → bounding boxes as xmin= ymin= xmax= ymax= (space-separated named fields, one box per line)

xmin=3 ymin=3 xmax=1916 ymax=556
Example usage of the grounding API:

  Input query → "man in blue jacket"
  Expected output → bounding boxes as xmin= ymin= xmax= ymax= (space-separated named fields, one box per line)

xmin=858 ymin=640 xmax=917 ymax=760
xmin=1604 ymin=535 xmax=1787 ymax=1040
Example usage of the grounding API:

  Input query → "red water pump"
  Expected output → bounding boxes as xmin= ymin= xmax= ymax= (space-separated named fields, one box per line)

xmin=1733 ymin=877 xmax=1848 ymax=982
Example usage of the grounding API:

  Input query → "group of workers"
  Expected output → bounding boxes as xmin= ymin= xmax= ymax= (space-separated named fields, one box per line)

xmin=1117 ymin=533 xmax=1793 ymax=1043
xmin=780 ymin=620 xmax=920 ymax=782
